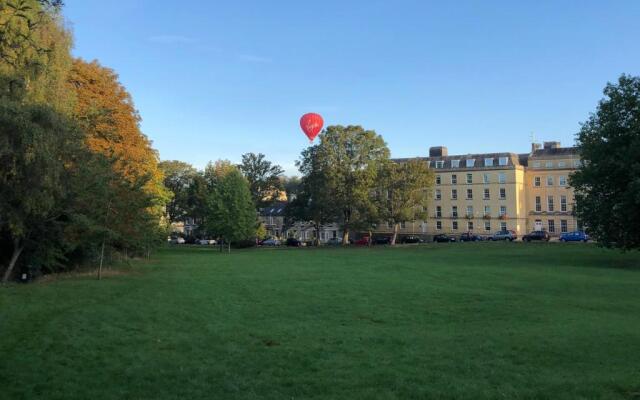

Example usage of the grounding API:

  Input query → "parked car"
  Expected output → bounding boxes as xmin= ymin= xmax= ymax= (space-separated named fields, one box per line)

xmin=488 ymin=230 xmax=516 ymax=241
xmin=169 ymin=237 xmax=185 ymax=244
xmin=373 ymin=237 xmax=391 ymax=245
xmin=433 ymin=234 xmax=456 ymax=243
xmin=560 ymin=231 xmax=589 ymax=242
xmin=198 ymin=239 xmax=211 ymax=245
xmin=458 ymin=232 xmax=482 ymax=242
xmin=286 ymin=238 xmax=302 ymax=247
xmin=401 ymin=235 xmax=423 ymax=244
xmin=326 ymin=237 xmax=342 ymax=246
xmin=522 ymin=230 xmax=550 ymax=242
xmin=354 ymin=236 xmax=371 ymax=246
xmin=261 ymin=238 xmax=281 ymax=246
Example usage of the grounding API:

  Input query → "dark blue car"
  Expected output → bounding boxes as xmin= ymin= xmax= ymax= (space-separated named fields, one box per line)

xmin=559 ymin=231 xmax=590 ymax=242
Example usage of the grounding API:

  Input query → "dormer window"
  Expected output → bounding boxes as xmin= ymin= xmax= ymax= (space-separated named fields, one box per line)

xmin=499 ymin=157 xmax=508 ymax=166
xmin=451 ymin=160 xmax=460 ymax=168
xmin=435 ymin=160 xmax=444 ymax=169
xmin=466 ymin=159 xmax=476 ymax=168
xmin=484 ymin=158 xmax=494 ymax=167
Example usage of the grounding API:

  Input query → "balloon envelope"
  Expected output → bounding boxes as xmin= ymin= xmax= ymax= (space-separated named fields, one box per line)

xmin=300 ymin=113 xmax=324 ymax=142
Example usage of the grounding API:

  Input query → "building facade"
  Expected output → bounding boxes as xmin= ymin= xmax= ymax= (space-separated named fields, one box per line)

xmin=373 ymin=141 xmax=580 ymax=238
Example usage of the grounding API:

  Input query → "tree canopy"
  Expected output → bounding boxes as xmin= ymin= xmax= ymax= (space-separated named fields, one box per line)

xmin=239 ymin=152 xmax=284 ymax=207
xmin=571 ymin=74 xmax=640 ymax=250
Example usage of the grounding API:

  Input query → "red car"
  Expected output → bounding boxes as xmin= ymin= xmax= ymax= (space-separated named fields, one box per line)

xmin=354 ymin=236 xmax=371 ymax=246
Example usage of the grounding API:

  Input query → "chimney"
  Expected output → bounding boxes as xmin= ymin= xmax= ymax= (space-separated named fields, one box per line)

xmin=543 ymin=141 xmax=560 ymax=150
xmin=429 ymin=146 xmax=448 ymax=157
xmin=531 ymin=143 xmax=541 ymax=153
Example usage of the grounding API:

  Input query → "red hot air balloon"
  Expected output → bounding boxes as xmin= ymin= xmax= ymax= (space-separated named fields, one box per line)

xmin=300 ymin=113 xmax=324 ymax=142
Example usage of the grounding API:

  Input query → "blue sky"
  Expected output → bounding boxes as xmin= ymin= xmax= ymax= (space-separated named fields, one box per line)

xmin=64 ymin=1 xmax=640 ymax=175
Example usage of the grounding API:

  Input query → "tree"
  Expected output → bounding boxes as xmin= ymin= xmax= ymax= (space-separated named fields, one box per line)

xmin=0 ymin=98 xmax=83 ymax=282
xmin=68 ymin=58 xmax=170 ymax=252
xmin=570 ymin=74 xmax=640 ymax=250
xmin=204 ymin=168 xmax=257 ymax=244
xmin=159 ymin=160 xmax=198 ymax=222
xmin=376 ymin=159 xmax=434 ymax=245
xmin=288 ymin=146 xmax=338 ymax=245
xmin=0 ymin=0 xmax=74 ymax=112
xmin=316 ymin=125 xmax=390 ymax=244
xmin=239 ymin=152 xmax=284 ymax=207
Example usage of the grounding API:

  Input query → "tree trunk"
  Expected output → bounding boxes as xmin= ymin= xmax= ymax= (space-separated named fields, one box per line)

xmin=2 ymin=238 xmax=24 ymax=283
xmin=342 ymin=230 xmax=350 ymax=245
xmin=391 ymin=223 xmax=399 ymax=245
xmin=315 ymin=224 xmax=321 ymax=246
xmin=98 ymin=237 xmax=106 ymax=280
xmin=368 ymin=230 xmax=372 ymax=246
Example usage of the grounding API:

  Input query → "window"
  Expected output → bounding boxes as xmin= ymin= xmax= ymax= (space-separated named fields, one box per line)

xmin=500 ymin=206 xmax=507 ymax=216
xmin=534 ymin=176 xmax=541 ymax=187
xmin=558 ymin=161 xmax=566 ymax=168
xmin=435 ymin=175 xmax=441 ymax=185
xmin=483 ymin=173 xmax=490 ymax=184
xmin=435 ymin=206 xmax=442 ymax=218
xmin=467 ymin=221 xmax=474 ymax=231
xmin=466 ymin=159 xmax=476 ymax=168
xmin=560 ymin=220 xmax=568 ymax=233
xmin=560 ymin=195 xmax=567 ymax=212
xmin=547 ymin=176 xmax=554 ymax=186
xmin=545 ymin=161 xmax=553 ymax=168
xmin=400 ymin=221 xmax=406 ymax=229
xmin=466 ymin=189 xmax=473 ymax=199
xmin=559 ymin=176 xmax=567 ymax=186
xmin=451 ymin=160 xmax=460 ymax=168
xmin=436 ymin=221 xmax=442 ymax=230
xmin=499 ymin=188 xmax=506 ymax=199
xmin=451 ymin=174 xmax=457 ymax=185
xmin=548 ymin=220 xmax=555 ymax=233
xmin=500 ymin=222 xmax=507 ymax=232
xmin=452 ymin=206 xmax=458 ymax=218
xmin=483 ymin=188 xmax=490 ymax=199
xmin=535 ymin=196 xmax=542 ymax=212
xmin=435 ymin=189 xmax=441 ymax=200
xmin=499 ymin=157 xmax=509 ymax=166
xmin=484 ymin=221 xmax=491 ymax=231
xmin=574 ymin=160 xmax=582 ymax=168
xmin=548 ymin=196 xmax=554 ymax=212
xmin=484 ymin=205 xmax=491 ymax=216
xmin=466 ymin=173 xmax=473 ymax=184
xmin=452 ymin=221 xmax=458 ymax=230
xmin=533 ymin=161 xmax=541 ymax=168
xmin=498 ymin=173 xmax=506 ymax=184
xmin=435 ymin=160 xmax=444 ymax=169
xmin=451 ymin=189 xmax=458 ymax=200
xmin=466 ymin=205 xmax=474 ymax=217
xmin=484 ymin=158 xmax=494 ymax=167
xmin=467 ymin=174 xmax=473 ymax=184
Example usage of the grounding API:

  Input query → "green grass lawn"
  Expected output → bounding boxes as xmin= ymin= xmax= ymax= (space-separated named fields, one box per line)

xmin=1 ymin=243 xmax=640 ymax=400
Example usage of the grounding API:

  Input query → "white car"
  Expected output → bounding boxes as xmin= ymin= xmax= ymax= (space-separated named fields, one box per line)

xmin=261 ymin=238 xmax=281 ymax=246
xmin=172 ymin=237 xmax=185 ymax=244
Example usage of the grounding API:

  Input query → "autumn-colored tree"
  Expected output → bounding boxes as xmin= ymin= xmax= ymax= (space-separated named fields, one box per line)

xmin=67 ymin=59 xmax=169 ymax=253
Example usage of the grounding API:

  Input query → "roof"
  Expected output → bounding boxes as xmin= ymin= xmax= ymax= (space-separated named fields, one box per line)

xmin=530 ymin=147 xmax=579 ymax=158
xmin=392 ymin=152 xmax=522 ymax=170
xmin=259 ymin=202 xmax=287 ymax=217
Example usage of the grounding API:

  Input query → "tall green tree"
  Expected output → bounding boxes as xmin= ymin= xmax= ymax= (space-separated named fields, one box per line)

xmin=0 ymin=0 xmax=73 ymax=112
xmin=204 ymin=168 xmax=256 ymax=244
xmin=570 ymin=74 xmax=640 ymax=250
xmin=159 ymin=160 xmax=198 ymax=222
xmin=316 ymin=125 xmax=390 ymax=243
xmin=376 ymin=159 xmax=434 ymax=245
xmin=288 ymin=146 xmax=338 ymax=245
xmin=0 ymin=98 xmax=83 ymax=282
xmin=239 ymin=152 xmax=284 ymax=207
